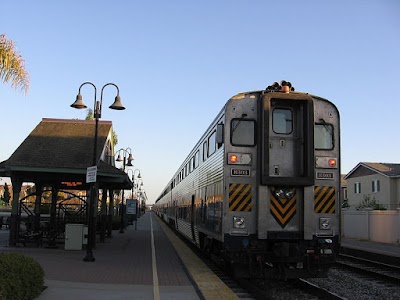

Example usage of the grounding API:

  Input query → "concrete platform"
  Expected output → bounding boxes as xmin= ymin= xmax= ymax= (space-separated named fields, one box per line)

xmin=2 ymin=212 xmax=399 ymax=299
xmin=341 ymin=237 xmax=400 ymax=266
xmin=341 ymin=238 xmax=400 ymax=258
xmin=0 ymin=212 xmax=239 ymax=300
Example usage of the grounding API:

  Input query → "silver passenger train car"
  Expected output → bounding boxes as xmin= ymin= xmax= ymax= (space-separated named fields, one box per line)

xmin=154 ymin=81 xmax=340 ymax=279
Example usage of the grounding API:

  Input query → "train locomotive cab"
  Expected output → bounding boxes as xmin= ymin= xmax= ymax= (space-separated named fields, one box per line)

xmin=223 ymin=82 xmax=340 ymax=280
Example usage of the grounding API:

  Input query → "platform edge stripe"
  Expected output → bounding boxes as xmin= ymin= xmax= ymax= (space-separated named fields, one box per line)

xmin=150 ymin=215 xmax=161 ymax=300
xmin=155 ymin=217 xmax=240 ymax=300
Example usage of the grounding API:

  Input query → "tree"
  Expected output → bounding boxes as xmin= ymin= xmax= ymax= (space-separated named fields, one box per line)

xmin=0 ymin=34 xmax=29 ymax=94
xmin=85 ymin=108 xmax=94 ymax=120
xmin=85 ymin=109 xmax=118 ymax=146
xmin=3 ymin=182 xmax=11 ymax=205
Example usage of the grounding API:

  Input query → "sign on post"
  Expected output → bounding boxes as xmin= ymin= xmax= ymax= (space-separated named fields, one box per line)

xmin=126 ymin=199 xmax=137 ymax=215
xmin=126 ymin=199 xmax=138 ymax=229
xmin=86 ymin=166 xmax=97 ymax=183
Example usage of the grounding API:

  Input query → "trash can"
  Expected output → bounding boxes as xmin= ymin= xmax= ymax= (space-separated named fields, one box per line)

xmin=65 ymin=224 xmax=87 ymax=250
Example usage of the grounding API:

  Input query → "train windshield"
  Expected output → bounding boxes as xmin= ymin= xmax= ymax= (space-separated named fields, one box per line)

xmin=231 ymin=119 xmax=256 ymax=146
xmin=315 ymin=123 xmax=334 ymax=149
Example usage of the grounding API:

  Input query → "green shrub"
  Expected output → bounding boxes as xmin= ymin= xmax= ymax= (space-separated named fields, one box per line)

xmin=0 ymin=253 xmax=44 ymax=300
xmin=356 ymin=194 xmax=387 ymax=210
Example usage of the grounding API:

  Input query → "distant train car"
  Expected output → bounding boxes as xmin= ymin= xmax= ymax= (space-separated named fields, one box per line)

xmin=154 ymin=81 xmax=340 ymax=279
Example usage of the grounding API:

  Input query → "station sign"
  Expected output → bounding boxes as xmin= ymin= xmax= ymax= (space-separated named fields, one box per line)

xmin=86 ymin=166 xmax=97 ymax=183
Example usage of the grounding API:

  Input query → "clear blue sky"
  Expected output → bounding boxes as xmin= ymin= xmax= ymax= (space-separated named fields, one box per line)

xmin=1 ymin=1 xmax=399 ymax=204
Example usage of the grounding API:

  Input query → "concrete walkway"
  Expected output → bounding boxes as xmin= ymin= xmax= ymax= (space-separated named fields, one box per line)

xmin=1 ymin=213 xmax=202 ymax=300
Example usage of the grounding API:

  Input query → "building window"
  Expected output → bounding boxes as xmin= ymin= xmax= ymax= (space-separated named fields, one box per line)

xmin=343 ymin=188 xmax=348 ymax=200
xmin=372 ymin=179 xmax=380 ymax=193
xmin=355 ymin=182 xmax=361 ymax=194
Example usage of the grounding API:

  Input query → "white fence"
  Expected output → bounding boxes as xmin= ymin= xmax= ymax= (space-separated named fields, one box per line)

xmin=342 ymin=209 xmax=400 ymax=244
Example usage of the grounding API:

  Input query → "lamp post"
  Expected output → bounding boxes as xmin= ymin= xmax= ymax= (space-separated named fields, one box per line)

xmin=132 ymin=169 xmax=142 ymax=184
xmin=136 ymin=179 xmax=144 ymax=217
xmin=130 ymin=169 xmax=141 ymax=203
xmin=115 ymin=148 xmax=133 ymax=233
xmin=142 ymin=190 xmax=148 ymax=213
xmin=132 ymin=169 xmax=141 ymax=217
xmin=71 ymin=82 xmax=125 ymax=262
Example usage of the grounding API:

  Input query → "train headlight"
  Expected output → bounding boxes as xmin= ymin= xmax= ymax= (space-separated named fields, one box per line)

xmin=319 ymin=217 xmax=331 ymax=230
xmin=272 ymin=187 xmax=296 ymax=200
xmin=285 ymin=189 xmax=295 ymax=199
xmin=274 ymin=188 xmax=285 ymax=199
xmin=233 ymin=216 xmax=246 ymax=229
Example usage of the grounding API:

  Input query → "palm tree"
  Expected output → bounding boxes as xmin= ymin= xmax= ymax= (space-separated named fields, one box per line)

xmin=0 ymin=34 xmax=29 ymax=94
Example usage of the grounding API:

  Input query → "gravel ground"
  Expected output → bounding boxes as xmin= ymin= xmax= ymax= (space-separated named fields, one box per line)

xmin=308 ymin=268 xmax=400 ymax=300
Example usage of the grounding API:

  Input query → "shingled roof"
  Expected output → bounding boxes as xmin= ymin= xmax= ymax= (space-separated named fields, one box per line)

xmin=344 ymin=162 xmax=400 ymax=179
xmin=0 ymin=118 xmax=131 ymax=189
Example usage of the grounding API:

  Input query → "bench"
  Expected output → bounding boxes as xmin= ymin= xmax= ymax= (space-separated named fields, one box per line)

xmin=18 ymin=231 xmax=43 ymax=247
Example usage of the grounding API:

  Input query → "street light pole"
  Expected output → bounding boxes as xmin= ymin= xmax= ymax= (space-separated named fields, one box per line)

xmin=71 ymin=82 xmax=125 ymax=262
xmin=128 ymin=169 xmax=141 ymax=202
xmin=132 ymin=169 xmax=141 ymax=218
xmin=136 ymin=178 xmax=144 ymax=217
xmin=115 ymin=148 xmax=133 ymax=233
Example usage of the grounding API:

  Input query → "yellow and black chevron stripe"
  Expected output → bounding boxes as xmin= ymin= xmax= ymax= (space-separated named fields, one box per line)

xmin=229 ymin=183 xmax=252 ymax=211
xmin=269 ymin=190 xmax=297 ymax=228
xmin=314 ymin=186 xmax=336 ymax=214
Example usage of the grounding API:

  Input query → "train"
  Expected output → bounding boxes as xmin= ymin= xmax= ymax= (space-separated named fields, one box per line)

xmin=154 ymin=81 xmax=340 ymax=279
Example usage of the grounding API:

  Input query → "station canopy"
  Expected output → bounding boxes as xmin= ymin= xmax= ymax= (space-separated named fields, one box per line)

xmin=0 ymin=118 xmax=132 ymax=190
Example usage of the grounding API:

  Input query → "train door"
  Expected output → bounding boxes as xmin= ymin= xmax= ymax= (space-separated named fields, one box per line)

xmin=191 ymin=195 xmax=195 ymax=242
xmin=259 ymin=93 xmax=314 ymax=237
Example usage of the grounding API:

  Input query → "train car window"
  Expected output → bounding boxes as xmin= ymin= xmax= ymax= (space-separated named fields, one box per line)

xmin=203 ymin=141 xmax=208 ymax=161
xmin=190 ymin=157 xmax=194 ymax=172
xmin=231 ymin=119 xmax=256 ymax=146
xmin=208 ymin=131 xmax=216 ymax=156
xmin=273 ymin=108 xmax=293 ymax=134
xmin=194 ymin=150 xmax=200 ymax=168
xmin=315 ymin=123 xmax=334 ymax=150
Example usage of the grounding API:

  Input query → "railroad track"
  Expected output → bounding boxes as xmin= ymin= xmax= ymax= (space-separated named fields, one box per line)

xmin=336 ymin=253 xmax=400 ymax=284
xmin=307 ymin=255 xmax=400 ymax=299
xmin=174 ymin=228 xmax=347 ymax=300
xmin=172 ymin=228 xmax=257 ymax=299
xmin=238 ymin=277 xmax=347 ymax=300
xmin=168 ymin=223 xmax=400 ymax=299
